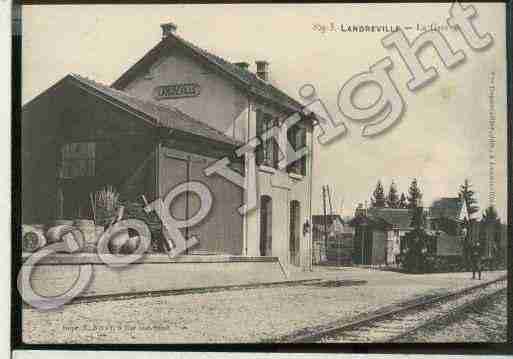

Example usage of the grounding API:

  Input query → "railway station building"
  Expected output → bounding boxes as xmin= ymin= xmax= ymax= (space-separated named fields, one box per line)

xmin=22 ymin=21 xmax=317 ymax=283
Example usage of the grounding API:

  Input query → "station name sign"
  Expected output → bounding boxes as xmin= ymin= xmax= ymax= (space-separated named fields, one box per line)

xmin=153 ymin=83 xmax=201 ymax=100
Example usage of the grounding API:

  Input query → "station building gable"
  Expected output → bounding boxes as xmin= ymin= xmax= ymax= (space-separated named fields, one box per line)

xmin=111 ymin=24 xmax=309 ymax=144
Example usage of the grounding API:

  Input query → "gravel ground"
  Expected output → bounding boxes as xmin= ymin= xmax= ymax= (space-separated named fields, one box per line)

xmin=22 ymin=268 xmax=506 ymax=344
xmin=401 ymin=290 xmax=507 ymax=342
xmin=319 ymin=280 xmax=507 ymax=343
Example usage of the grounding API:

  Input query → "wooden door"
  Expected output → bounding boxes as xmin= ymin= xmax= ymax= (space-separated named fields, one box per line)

xmin=289 ymin=200 xmax=301 ymax=266
xmin=260 ymin=196 xmax=272 ymax=256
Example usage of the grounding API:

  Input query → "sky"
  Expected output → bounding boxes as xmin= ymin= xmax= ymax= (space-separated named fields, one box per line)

xmin=22 ymin=3 xmax=508 ymax=221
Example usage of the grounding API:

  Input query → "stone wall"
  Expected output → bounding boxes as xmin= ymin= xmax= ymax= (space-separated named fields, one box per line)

xmin=23 ymin=254 xmax=287 ymax=299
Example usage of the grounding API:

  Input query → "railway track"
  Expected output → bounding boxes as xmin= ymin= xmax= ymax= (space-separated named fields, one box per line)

xmin=395 ymin=288 xmax=507 ymax=342
xmin=276 ymin=275 xmax=507 ymax=343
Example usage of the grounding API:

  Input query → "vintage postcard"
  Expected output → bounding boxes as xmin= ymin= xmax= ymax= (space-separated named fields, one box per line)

xmin=15 ymin=2 xmax=509 ymax=348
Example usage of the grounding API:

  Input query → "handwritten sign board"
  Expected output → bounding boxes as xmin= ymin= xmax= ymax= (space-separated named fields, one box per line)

xmin=153 ymin=83 xmax=201 ymax=100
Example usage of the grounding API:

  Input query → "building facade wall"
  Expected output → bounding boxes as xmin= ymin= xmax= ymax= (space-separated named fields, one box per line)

xmin=245 ymin=102 xmax=313 ymax=270
xmin=122 ymin=46 xmax=249 ymax=142
xmin=372 ymin=230 xmax=387 ymax=265
xmin=247 ymin=164 xmax=312 ymax=269
xmin=242 ymin=99 xmax=312 ymax=269
xmin=158 ymin=147 xmax=244 ymax=255
xmin=22 ymin=83 xmax=157 ymax=223
xmin=118 ymin=46 xmax=313 ymax=269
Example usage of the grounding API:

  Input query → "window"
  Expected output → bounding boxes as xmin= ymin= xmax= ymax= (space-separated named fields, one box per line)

xmin=287 ymin=124 xmax=307 ymax=176
xmin=256 ymin=110 xmax=279 ymax=168
xmin=59 ymin=142 xmax=96 ymax=178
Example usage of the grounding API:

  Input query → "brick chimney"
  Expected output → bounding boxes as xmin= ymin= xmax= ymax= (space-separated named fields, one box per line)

xmin=255 ymin=60 xmax=269 ymax=81
xmin=161 ymin=22 xmax=177 ymax=39
xmin=234 ymin=62 xmax=250 ymax=71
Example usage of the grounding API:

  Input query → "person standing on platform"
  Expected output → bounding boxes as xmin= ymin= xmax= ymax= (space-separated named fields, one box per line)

xmin=470 ymin=240 xmax=483 ymax=280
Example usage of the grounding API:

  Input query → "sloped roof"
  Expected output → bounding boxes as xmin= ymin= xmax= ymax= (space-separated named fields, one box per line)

xmin=66 ymin=74 xmax=242 ymax=147
xmin=312 ymin=215 xmax=355 ymax=236
xmin=348 ymin=214 xmax=391 ymax=229
xmin=430 ymin=197 xmax=463 ymax=220
xmin=111 ymin=31 xmax=306 ymax=114
xmin=312 ymin=214 xmax=344 ymax=227
xmin=367 ymin=208 xmax=413 ymax=229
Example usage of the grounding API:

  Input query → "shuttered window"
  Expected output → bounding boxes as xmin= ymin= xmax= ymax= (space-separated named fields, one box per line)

xmin=59 ymin=142 xmax=96 ymax=178
xmin=256 ymin=110 xmax=279 ymax=169
xmin=287 ymin=124 xmax=307 ymax=176
xmin=256 ymin=110 xmax=264 ymax=165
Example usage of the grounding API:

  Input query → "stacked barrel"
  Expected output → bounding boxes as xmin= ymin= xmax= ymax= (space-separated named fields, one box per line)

xmin=22 ymin=219 xmax=104 ymax=253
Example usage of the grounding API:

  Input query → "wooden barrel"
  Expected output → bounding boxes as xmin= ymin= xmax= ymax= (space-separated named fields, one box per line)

xmin=108 ymin=229 xmax=130 ymax=255
xmin=122 ymin=235 xmax=140 ymax=254
xmin=90 ymin=225 xmax=105 ymax=254
xmin=74 ymin=220 xmax=98 ymax=253
xmin=22 ymin=224 xmax=47 ymax=252
xmin=47 ymin=219 xmax=75 ymax=244
xmin=61 ymin=228 xmax=84 ymax=253
xmin=46 ymin=224 xmax=78 ymax=246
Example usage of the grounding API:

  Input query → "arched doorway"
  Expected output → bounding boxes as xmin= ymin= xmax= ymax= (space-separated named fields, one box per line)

xmin=290 ymin=200 xmax=301 ymax=266
xmin=260 ymin=195 xmax=272 ymax=256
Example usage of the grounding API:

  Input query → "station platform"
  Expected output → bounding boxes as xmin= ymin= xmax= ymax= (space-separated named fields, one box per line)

xmin=22 ymin=266 xmax=506 ymax=344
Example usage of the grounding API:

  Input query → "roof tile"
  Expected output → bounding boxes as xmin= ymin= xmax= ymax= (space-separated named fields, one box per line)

xmin=70 ymin=74 xmax=242 ymax=147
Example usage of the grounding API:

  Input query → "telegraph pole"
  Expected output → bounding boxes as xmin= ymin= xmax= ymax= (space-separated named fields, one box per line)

xmin=322 ymin=185 xmax=328 ymax=262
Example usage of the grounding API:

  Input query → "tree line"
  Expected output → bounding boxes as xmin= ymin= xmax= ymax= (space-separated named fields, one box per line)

xmin=395 ymin=178 xmax=504 ymax=273
xmin=370 ymin=178 xmax=498 ymax=224
xmin=370 ymin=179 xmax=422 ymax=209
